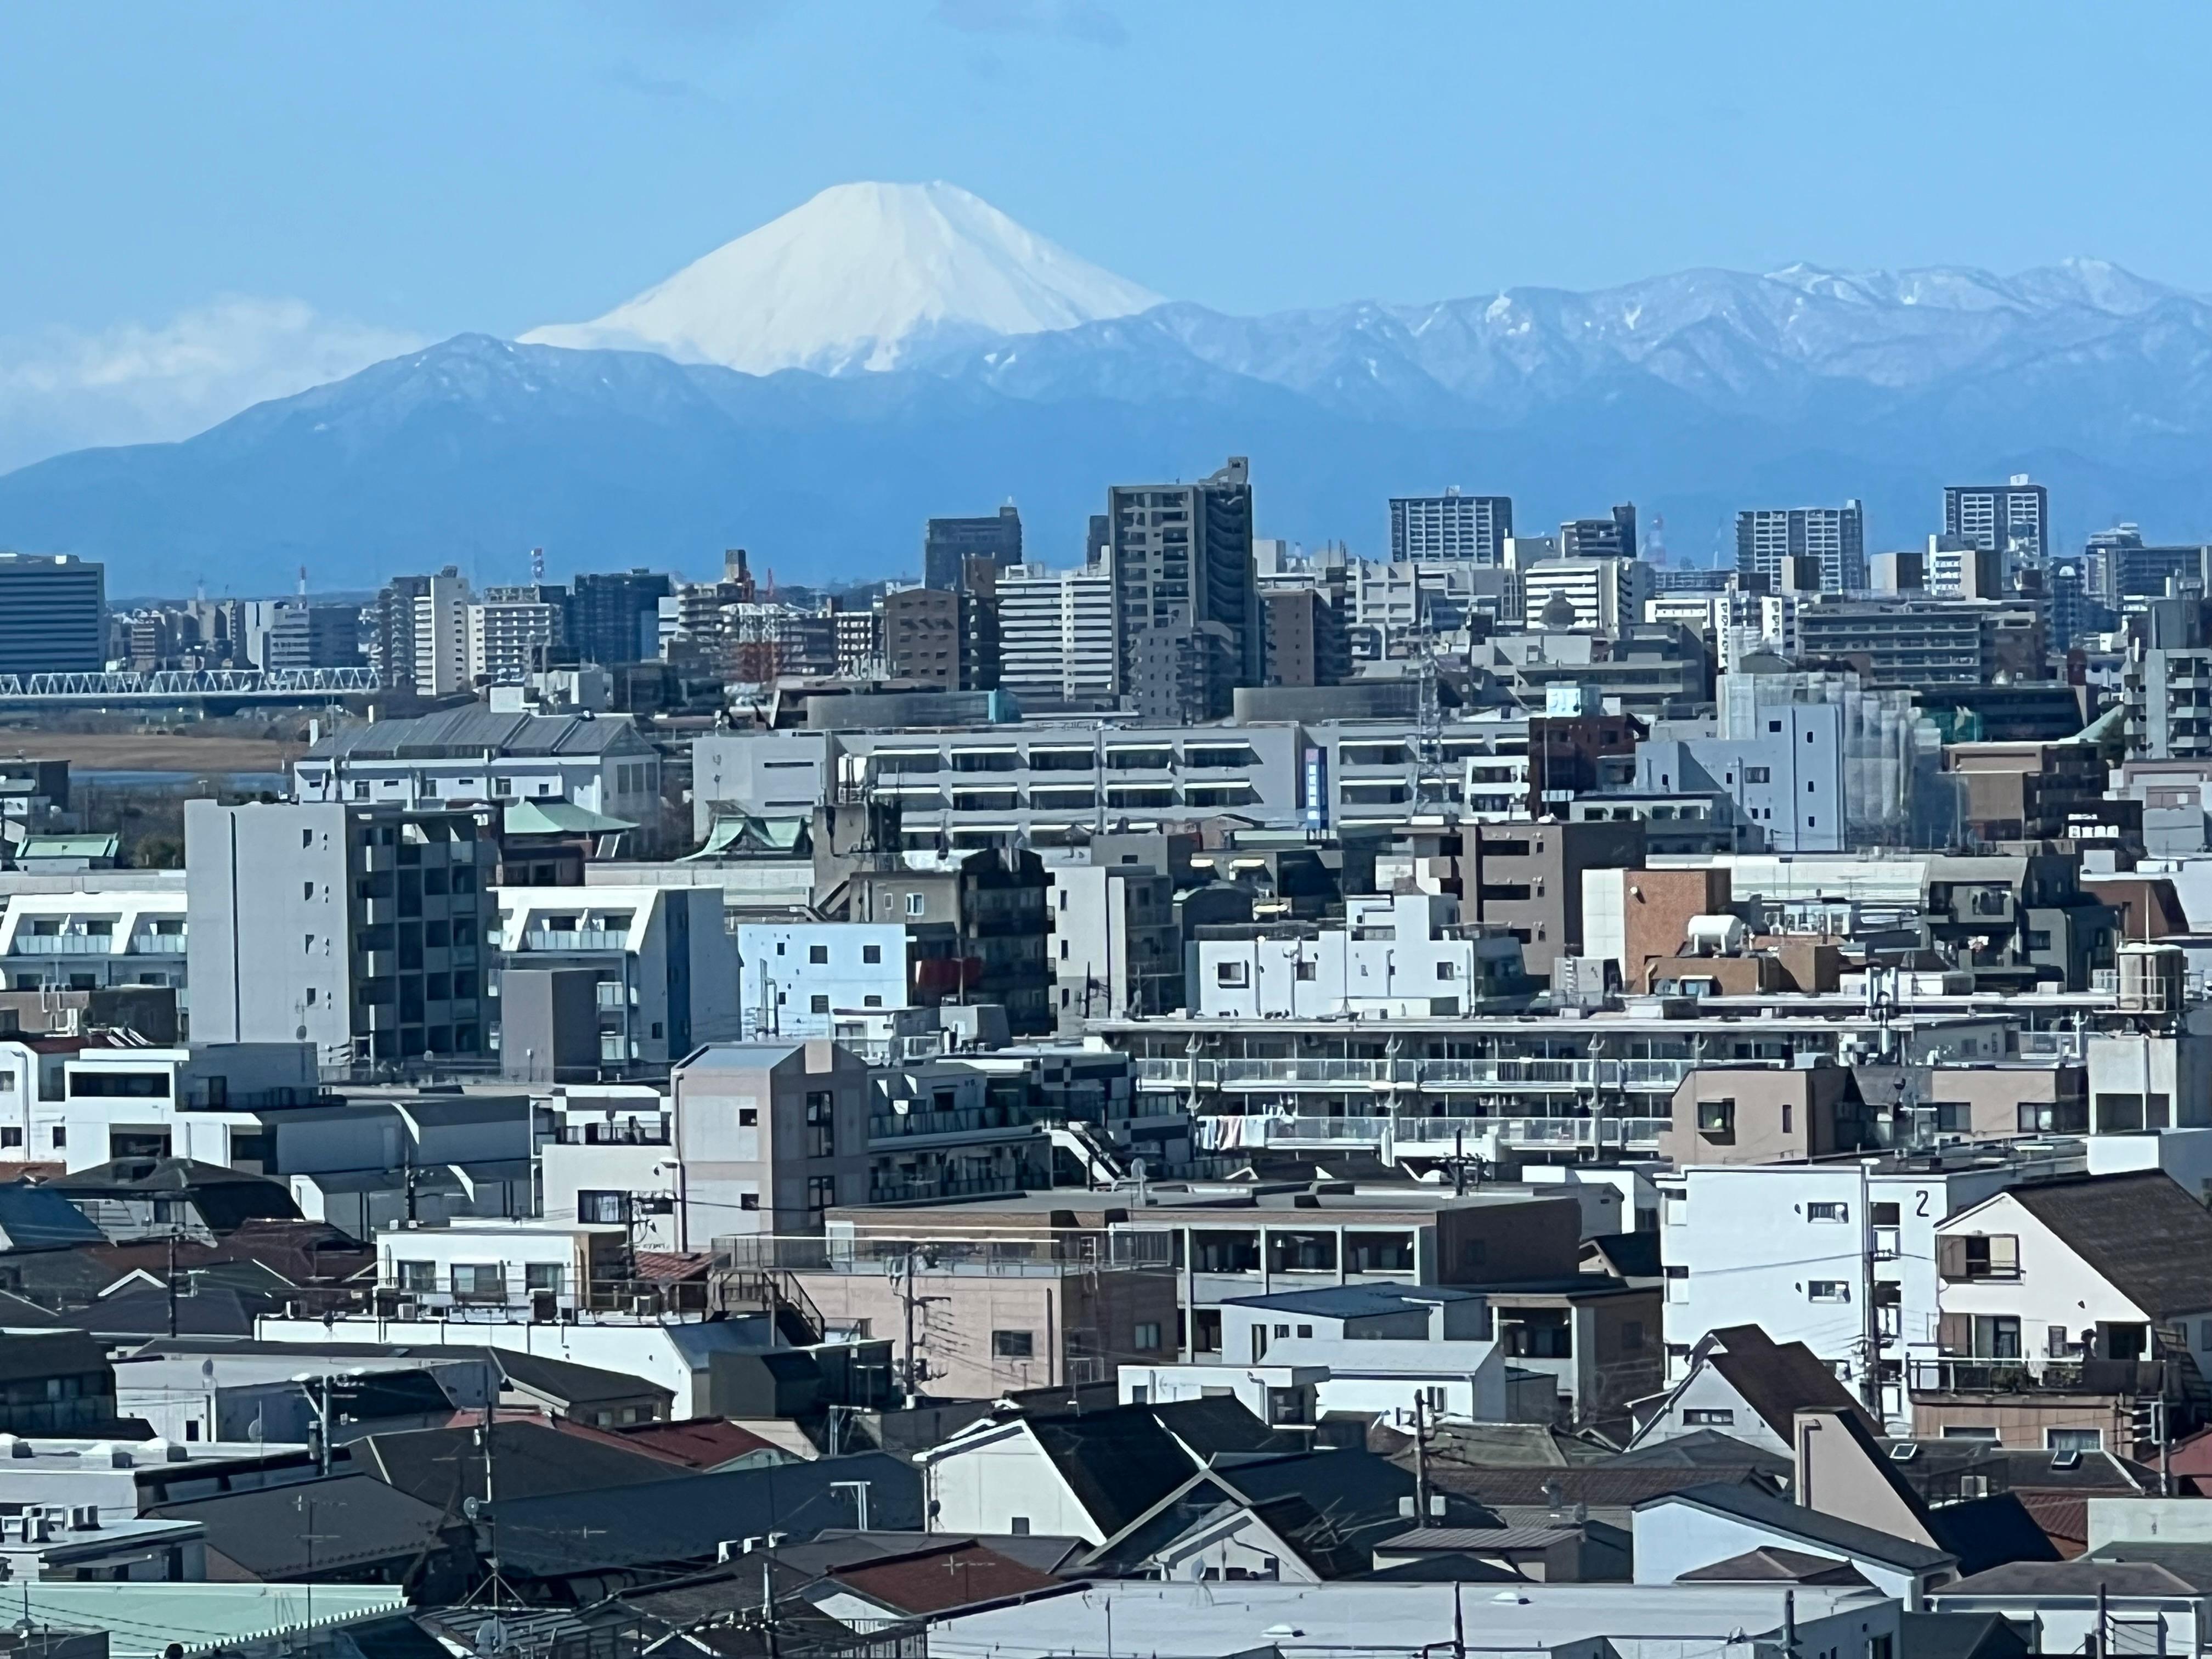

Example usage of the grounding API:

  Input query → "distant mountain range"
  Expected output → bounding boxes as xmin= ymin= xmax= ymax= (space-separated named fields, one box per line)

xmin=4 ymin=182 xmax=2212 ymax=596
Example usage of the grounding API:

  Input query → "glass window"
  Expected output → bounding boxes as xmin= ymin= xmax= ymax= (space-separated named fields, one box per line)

xmin=992 ymin=1329 xmax=1035 ymax=1358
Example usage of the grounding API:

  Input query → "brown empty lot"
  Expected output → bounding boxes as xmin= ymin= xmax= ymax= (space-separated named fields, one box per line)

xmin=0 ymin=732 xmax=302 ymax=774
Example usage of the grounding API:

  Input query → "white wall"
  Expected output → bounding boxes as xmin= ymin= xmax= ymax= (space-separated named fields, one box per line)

xmin=1632 ymin=1503 xmax=1930 ymax=1603
xmin=923 ymin=1422 xmax=1101 ymax=1542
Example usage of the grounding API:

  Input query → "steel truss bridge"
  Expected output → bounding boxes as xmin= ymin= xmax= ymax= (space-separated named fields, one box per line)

xmin=0 ymin=668 xmax=381 ymax=704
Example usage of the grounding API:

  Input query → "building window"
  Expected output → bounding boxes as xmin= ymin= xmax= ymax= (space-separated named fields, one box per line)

xmin=904 ymin=894 xmax=925 ymax=917
xmin=0 ymin=1129 xmax=20 ymax=1149
xmin=1134 ymin=1322 xmax=1162 ymax=1351
xmin=578 ymin=1191 xmax=627 ymax=1225
xmin=1215 ymin=961 xmax=1249 ymax=988
xmin=805 ymin=1175 xmax=836 ymax=1213
xmin=524 ymin=1263 xmax=563 ymax=1294
xmin=1807 ymin=1280 xmax=1849 ymax=1302
xmin=1696 ymin=1098 xmax=1735 ymax=1136
xmin=804 ymin=1091 xmax=836 ymax=1158
xmin=1682 ymin=1408 xmax=1735 ymax=1426
xmin=808 ymin=945 xmax=828 ymax=964
xmin=740 ymin=1193 xmax=759 ymax=1211
xmin=810 ymin=995 xmax=830 ymax=1014
xmin=1806 ymin=1201 xmax=1848 ymax=1223
xmin=992 ymin=1330 xmax=1035 ymax=1358
xmin=452 ymin=1263 xmax=505 ymax=1302
xmin=862 ymin=944 xmax=882 ymax=964
xmin=2048 ymin=1428 xmax=2102 ymax=1452
xmin=1938 ymin=1234 xmax=2021 ymax=1281
xmin=1294 ymin=960 xmax=1317 ymax=981
xmin=1620 ymin=1320 xmax=1644 ymax=1352
xmin=1745 ymin=766 xmax=1770 ymax=783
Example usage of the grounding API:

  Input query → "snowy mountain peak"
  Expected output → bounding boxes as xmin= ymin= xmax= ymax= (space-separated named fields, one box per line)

xmin=521 ymin=180 xmax=1164 ymax=376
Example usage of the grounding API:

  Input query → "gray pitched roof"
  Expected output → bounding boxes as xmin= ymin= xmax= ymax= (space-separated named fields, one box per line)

xmin=306 ymin=707 xmax=653 ymax=763
xmin=1642 ymin=1480 xmax=1957 ymax=1572
xmin=1700 ymin=1324 xmax=1880 ymax=1440
xmin=2006 ymin=1171 xmax=2212 ymax=1320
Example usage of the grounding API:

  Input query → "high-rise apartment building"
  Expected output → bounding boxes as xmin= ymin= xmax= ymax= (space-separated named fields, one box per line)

xmin=466 ymin=585 xmax=568 ymax=685
xmin=1735 ymin=502 xmax=1866 ymax=593
xmin=1945 ymin=476 xmax=2049 ymax=565
xmin=1261 ymin=588 xmax=1350 ymax=688
xmin=0 ymin=555 xmax=105 ymax=675
xmin=266 ymin=604 xmax=365 ymax=670
xmin=1109 ymin=456 xmax=1262 ymax=724
xmin=569 ymin=570 xmax=670 ymax=667
xmin=877 ymin=587 xmax=1000 ymax=691
xmin=185 ymin=799 xmax=495 ymax=1065
xmin=1389 ymin=490 xmax=1513 ymax=565
xmin=996 ymin=563 xmax=1118 ymax=706
xmin=923 ymin=505 xmax=1023 ymax=592
xmin=411 ymin=572 xmax=472 ymax=696
xmin=1559 ymin=505 xmax=1638 ymax=562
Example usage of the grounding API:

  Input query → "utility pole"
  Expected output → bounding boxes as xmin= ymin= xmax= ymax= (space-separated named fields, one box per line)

xmin=1412 ymin=1393 xmax=1432 ymax=1523
xmin=165 ymin=1231 xmax=179 ymax=1340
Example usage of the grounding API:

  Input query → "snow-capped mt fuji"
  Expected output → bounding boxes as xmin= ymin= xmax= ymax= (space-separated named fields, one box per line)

xmin=521 ymin=180 xmax=1163 ymax=375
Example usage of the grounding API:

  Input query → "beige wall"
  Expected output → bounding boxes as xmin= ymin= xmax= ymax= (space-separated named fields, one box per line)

xmin=1623 ymin=868 xmax=1733 ymax=990
xmin=1911 ymin=1394 xmax=2133 ymax=1454
xmin=1660 ymin=1067 xmax=1854 ymax=1166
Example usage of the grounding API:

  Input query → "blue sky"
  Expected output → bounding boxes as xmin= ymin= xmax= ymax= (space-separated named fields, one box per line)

xmin=2 ymin=2 xmax=2208 ymax=464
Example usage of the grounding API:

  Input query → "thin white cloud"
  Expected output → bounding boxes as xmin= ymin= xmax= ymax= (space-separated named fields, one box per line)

xmin=0 ymin=298 xmax=423 ymax=473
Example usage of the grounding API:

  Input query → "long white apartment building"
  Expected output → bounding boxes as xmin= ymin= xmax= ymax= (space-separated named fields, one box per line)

xmin=0 ymin=890 xmax=188 ymax=995
xmin=294 ymin=706 xmax=662 ymax=822
xmin=693 ymin=712 xmax=1558 ymax=847
xmin=1521 ymin=556 xmax=1654 ymax=633
xmin=994 ymin=562 xmax=1116 ymax=706
xmin=466 ymin=585 xmax=567 ymax=685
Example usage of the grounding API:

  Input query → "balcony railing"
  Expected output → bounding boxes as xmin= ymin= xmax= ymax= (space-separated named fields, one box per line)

xmin=10 ymin=934 xmax=122 ymax=955
xmin=1204 ymin=1113 xmax=1669 ymax=1153
xmin=1909 ymin=1356 xmax=2166 ymax=1395
xmin=1133 ymin=1056 xmax=1693 ymax=1093
xmin=521 ymin=928 xmax=629 ymax=952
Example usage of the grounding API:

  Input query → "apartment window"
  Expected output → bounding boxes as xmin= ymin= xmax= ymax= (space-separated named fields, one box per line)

xmin=1683 ymin=1408 xmax=1735 ymax=1426
xmin=1744 ymin=766 xmax=1770 ymax=783
xmin=862 ymin=945 xmax=882 ymax=964
xmin=2049 ymin=1428 xmax=2103 ymax=1452
xmin=810 ymin=995 xmax=830 ymax=1015
xmin=1807 ymin=1280 xmax=1850 ymax=1302
xmin=904 ymin=894 xmax=925 ymax=918
xmin=805 ymin=1175 xmax=836 ymax=1213
xmin=49 ymin=1128 xmax=63 ymax=1149
xmin=1294 ymin=960 xmax=1317 ymax=981
xmin=578 ymin=1190 xmax=627 ymax=1225
xmin=1696 ymin=1098 xmax=1735 ymax=1136
xmin=1215 ymin=961 xmax=1249 ymax=988
xmin=740 ymin=1193 xmax=759 ymax=1211
xmin=452 ymin=1263 xmax=505 ymax=1302
xmin=0 ymin=1128 xmax=21 ymax=1149
xmin=1134 ymin=1322 xmax=1163 ymax=1351
xmin=992 ymin=1329 xmax=1035 ymax=1358
xmin=1938 ymin=1234 xmax=2021 ymax=1281
xmin=396 ymin=1260 xmax=436 ymax=1293
xmin=808 ymin=945 xmax=828 ymax=964
xmin=1807 ymin=1201 xmax=1848 ymax=1223
xmin=1871 ymin=1202 xmax=1901 ymax=1227
xmin=525 ymin=1263 xmax=563 ymax=1294
xmin=804 ymin=1091 xmax=837 ymax=1158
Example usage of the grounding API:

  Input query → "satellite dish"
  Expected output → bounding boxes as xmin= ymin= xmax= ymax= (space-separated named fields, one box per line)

xmin=463 ymin=1496 xmax=482 ymax=1520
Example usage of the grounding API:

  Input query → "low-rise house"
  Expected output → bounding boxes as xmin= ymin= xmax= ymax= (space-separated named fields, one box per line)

xmin=1632 ymin=1324 xmax=1878 ymax=1459
xmin=1931 ymin=1549 xmax=2212 ymax=1654
xmin=147 ymin=1471 xmax=473 ymax=1593
xmin=1634 ymin=1480 xmax=1959 ymax=1602
xmin=1914 ymin=1170 xmax=2212 ymax=1454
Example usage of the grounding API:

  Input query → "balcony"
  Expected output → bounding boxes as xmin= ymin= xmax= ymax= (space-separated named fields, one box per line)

xmin=1909 ymin=1356 xmax=2166 ymax=1396
xmin=1200 ymin=1113 xmax=1668 ymax=1154
xmin=522 ymin=928 xmax=628 ymax=952
xmin=9 ymin=933 xmax=121 ymax=956
xmin=1132 ymin=1056 xmax=1692 ymax=1094
xmin=129 ymin=933 xmax=187 ymax=955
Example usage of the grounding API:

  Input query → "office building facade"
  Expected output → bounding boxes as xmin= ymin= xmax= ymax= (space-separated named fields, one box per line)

xmin=1389 ymin=490 xmax=1513 ymax=565
xmin=569 ymin=571 xmax=670 ymax=667
xmin=1735 ymin=502 xmax=1866 ymax=593
xmin=924 ymin=506 xmax=1023 ymax=592
xmin=1109 ymin=457 xmax=1262 ymax=724
xmin=1558 ymin=505 xmax=1638 ymax=561
xmin=0 ymin=555 xmax=104 ymax=676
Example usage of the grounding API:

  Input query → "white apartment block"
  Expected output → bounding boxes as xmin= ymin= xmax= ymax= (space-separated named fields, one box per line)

xmin=995 ymin=564 xmax=1116 ymax=704
xmin=466 ymin=586 xmax=567 ymax=685
xmin=0 ymin=891 xmax=187 ymax=995
xmin=1198 ymin=892 xmax=1528 ymax=1019
xmin=733 ymin=922 xmax=910 ymax=1040
xmin=411 ymin=572 xmax=472 ymax=696
xmin=294 ymin=707 xmax=662 ymax=823
xmin=1521 ymin=557 xmax=1654 ymax=633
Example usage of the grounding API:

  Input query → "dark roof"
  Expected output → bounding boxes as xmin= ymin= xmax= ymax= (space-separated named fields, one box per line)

xmin=1358 ymin=1553 xmax=1523 ymax=1583
xmin=1881 ymin=1441 xmax=2153 ymax=1493
xmin=357 ymin=1419 xmax=685 ymax=1509
xmin=0 ymin=1183 xmax=105 ymax=1251
xmin=609 ymin=1418 xmax=783 ymax=1469
xmin=795 ymin=1527 xmax=1086 ymax=1578
xmin=1419 ymin=1462 xmax=1782 ymax=1509
xmin=307 ymin=706 xmax=652 ymax=762
xmin=1942 ymin=1558 xmax=2212 ymax=1597
xmin=74 ymin=1282 xmax=266 ymax=1339
xmin=2006 ymin=1171 xmax=2212 ymax=1320
xmin=47 ymin=1156 xmax=301 ymax=1229
xmin=825 ymin=1540 xmax=1064 ymax=1615
xmin=493 ymin=1349 xmax=674 ymax=1410
xmin=1899 ymin=1613 xmax=2034 ymax=1659
xmin=1677 ymin=1547 xmax=1871 ymax=1585
xmin=483 ymin=1453 xmax=922 ymax=1578
xmin=1582 ymin=1232 xmax=1662 ymax=1279
xmin=2083 ymin=1542 xmax=2212 ymax=1589
xmin=148 ymin=1472 xmax=459 ymax=1578
xmin=1927 ymin=1494 xmax=2064 ymax=1577
xmin=1643 ymin=1481 xmax=1956 ymax=1573
xmin=1701 ymin=1324 xmax=1880 ymax=1440
xmin=1607 ymin=1430 xmax=1793 ymax=1473
xmin=1379 ymin=1420 xmax=1620 ymax=1468
xmin=1019 ymin=1398 xmax=1289 ymax=1539
xmin=0 ymin=1329 xmax=109 ymax=1384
